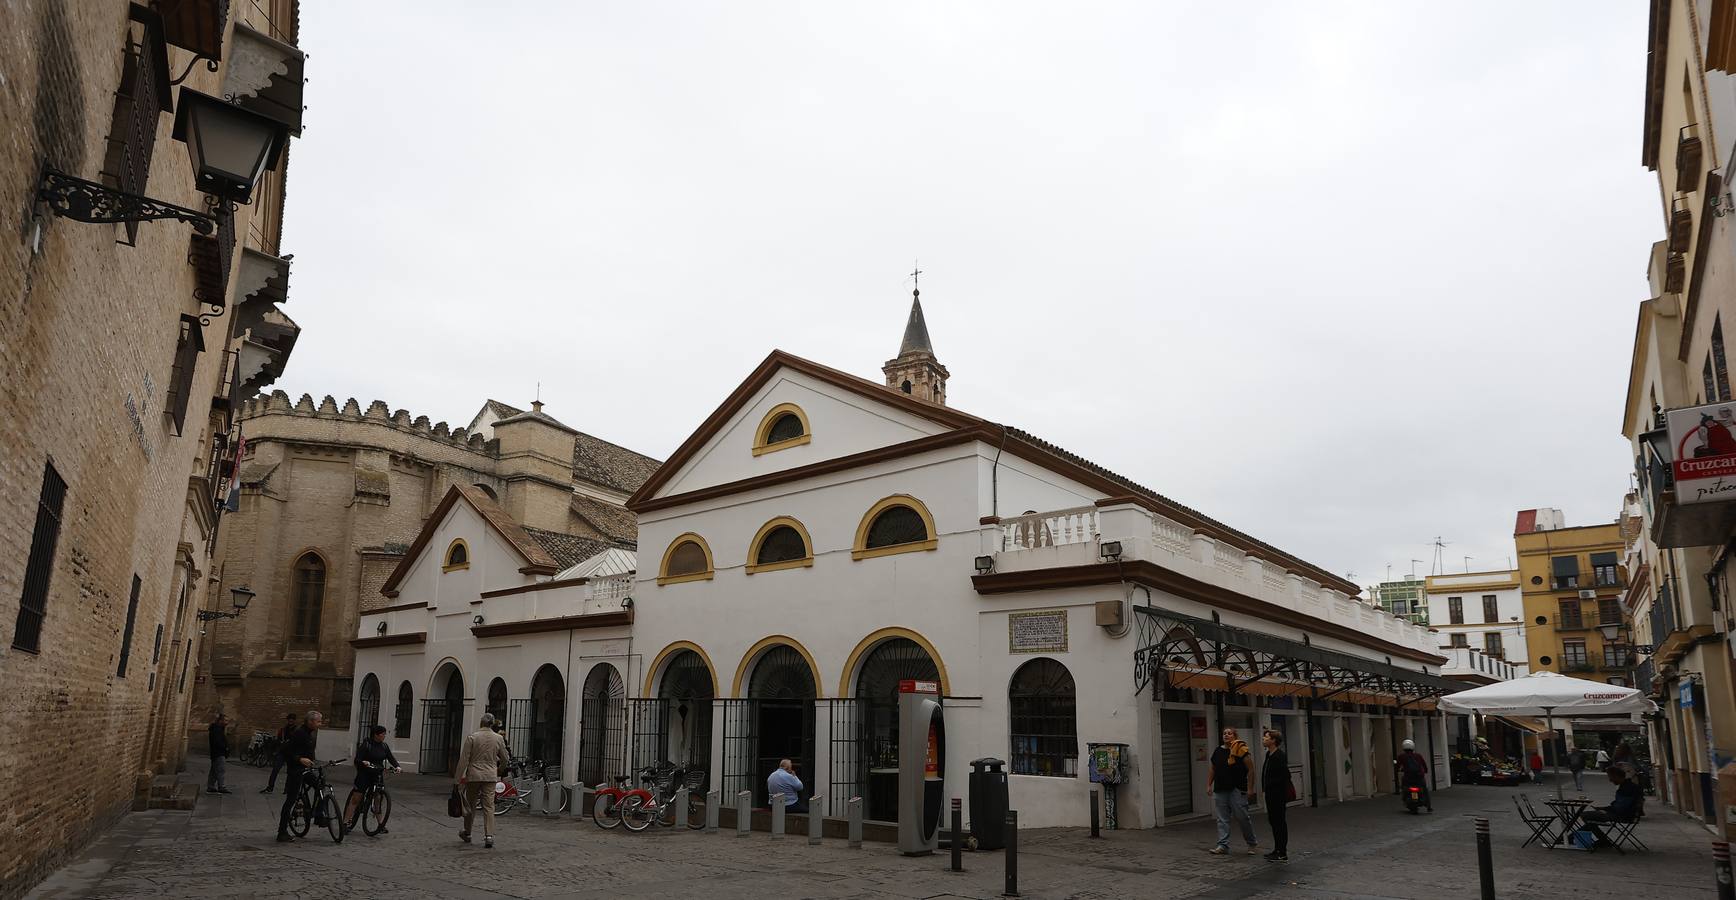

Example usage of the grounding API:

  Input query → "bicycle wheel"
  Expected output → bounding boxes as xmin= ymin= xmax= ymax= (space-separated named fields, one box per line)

xmin=592 ymin=792 xmax=622 ymax=829
xmin=290 ymin=793 xmax=312 ymax=837
xmin=492 ymin=782 xmax=514 ymax=817
xmin=685 ymin=791 xmax=706 ymax=830
xmin=551 ymin=783 xmax=570 ymax=814
xmin=363 ymin=789 xmax=392 ymax=836
xmin=618 ymin=795 xmax=655 ymax=832
xmin=322 ymin=794 xmax=344 ymax=843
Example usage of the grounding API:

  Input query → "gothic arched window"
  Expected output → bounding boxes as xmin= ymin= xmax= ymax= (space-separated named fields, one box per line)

xmin=290 ymin=552 xmax=325 ymax=645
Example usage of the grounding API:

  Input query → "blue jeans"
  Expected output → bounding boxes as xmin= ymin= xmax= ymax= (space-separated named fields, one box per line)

xmin=1214 ymin=789 xmax=1257 ymax=850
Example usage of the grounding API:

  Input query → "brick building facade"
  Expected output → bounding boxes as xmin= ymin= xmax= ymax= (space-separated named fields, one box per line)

xmin=0 ymin=1 xmax=303 ymax=894
xmin=195 ymin=394 xmax=653 ymax=747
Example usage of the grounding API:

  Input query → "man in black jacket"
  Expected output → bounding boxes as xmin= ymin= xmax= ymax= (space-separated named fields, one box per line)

xmin=276 ymin=710 xmax=322 ymax=842
xmin=261 ymin=712 xmax=296 ymax=794
xmin=205 ymin=714 xmax=231 ymax=794
xmin=1260 ymin=730 xmax=1293 ymax=861
xmin=1581 ymin=766 xmax=1644 ymax=848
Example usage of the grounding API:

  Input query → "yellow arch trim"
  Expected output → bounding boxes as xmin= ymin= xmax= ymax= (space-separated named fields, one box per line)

xmin=851 ymin=494 xmax=940 ymax=560
xmin=836 ymin=627 xmax=951 ymax=697
xmin=642 ymin=640 xmax=720 ymax=698
xmin=752 ymin=403 xmax=812 ymax=456
xmin=657 ymin=532 xmax=715 ymax=586
xmin=442 ymin=538 xmax=471 ymax=572
xmin=730 ymin=635 xmax=826 ymax=699
xmin=746 ymin=516 xmax=815 ymax=574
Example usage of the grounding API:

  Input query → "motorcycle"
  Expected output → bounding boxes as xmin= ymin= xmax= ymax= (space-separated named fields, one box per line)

xmin=1403 ymin=783 xmax=1426 ymax=814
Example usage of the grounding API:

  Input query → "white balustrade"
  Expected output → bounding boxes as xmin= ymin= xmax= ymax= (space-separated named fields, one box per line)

xmin=1002 ymin=507 xmax=1098 ymax=551
xmin=1151 ymin=517 xmax=1195 ymax=558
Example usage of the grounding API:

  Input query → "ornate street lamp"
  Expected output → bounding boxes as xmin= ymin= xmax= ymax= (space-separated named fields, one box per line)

xmin=171 ymin=88 xmax=288 ymax=205
xmin=197 ymin=585 xmax=255 ymax=622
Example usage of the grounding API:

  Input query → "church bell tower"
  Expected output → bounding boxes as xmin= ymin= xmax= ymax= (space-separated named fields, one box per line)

xmin=883 ymin=279 xmax=950 ymax=406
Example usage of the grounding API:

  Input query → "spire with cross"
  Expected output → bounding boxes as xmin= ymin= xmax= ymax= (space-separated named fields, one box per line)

xmin=885 ymin=262 xmax=949 ymax=404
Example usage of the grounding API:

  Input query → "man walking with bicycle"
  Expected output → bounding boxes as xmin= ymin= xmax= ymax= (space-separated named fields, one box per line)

xmin=456 ymin=713 xmax=511 ymax=848
xmin=275 ymin=710 xmax=322 ymax=843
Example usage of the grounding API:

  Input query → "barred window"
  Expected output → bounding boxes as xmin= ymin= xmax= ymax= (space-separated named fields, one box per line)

xmin=865 ymin=506 xmax=928 ymax=549
xmin=12 ymin=461 xmax=68 ymax=653
xmin=666 ymin=540 xmax=708 ymax=576
xmin=766 ymin=413 xmax=805 ymax=444
xmin=395 ymin=682 xmax=414 ymax=739
xmin=100 ymin=7 xmax=170 ymax=246
xmin=117 ymin=575 xmax=142 ymax=677
xmin=1009 ymin=658 xmax=1077 ymax=777
xmin=755 ymin=525 xmax=808 ymax=565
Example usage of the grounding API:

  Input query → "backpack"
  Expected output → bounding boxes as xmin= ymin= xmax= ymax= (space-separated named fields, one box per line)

xmin=1401 ymin=752 xmax=1424 ymax=776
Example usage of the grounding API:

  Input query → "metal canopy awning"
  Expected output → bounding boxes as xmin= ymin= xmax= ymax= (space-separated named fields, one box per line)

xmin=223 ymin=23 xmax=306 ymax=135
xmin=1134 ymin=606 xmax=1463 ymax=706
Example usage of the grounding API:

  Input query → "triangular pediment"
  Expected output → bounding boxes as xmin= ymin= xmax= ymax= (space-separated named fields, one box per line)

xmin=628 ymin=350 xmax=982 ymax=508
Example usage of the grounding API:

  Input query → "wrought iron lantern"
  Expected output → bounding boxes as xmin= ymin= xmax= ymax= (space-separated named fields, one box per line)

xmin=172 ymin=88 xmax=288 ymax=205
xmin=197 ymin=585 xmax=255 ymax=621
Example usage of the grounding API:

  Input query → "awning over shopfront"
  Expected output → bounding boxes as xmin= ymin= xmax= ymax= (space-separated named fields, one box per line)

xmin=1134 ymin=606 xmax=1463 ymax=706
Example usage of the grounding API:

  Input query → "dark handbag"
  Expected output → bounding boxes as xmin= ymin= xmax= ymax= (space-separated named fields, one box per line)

xmin=1285 ymin=780 xmax=1298 ymax=803
xmin=447 ymin=785 xmax=464 ymax=818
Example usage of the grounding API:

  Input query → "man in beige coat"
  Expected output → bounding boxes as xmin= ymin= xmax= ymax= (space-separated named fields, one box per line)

xmin=456 ymin=712 xmax=512 ymax=847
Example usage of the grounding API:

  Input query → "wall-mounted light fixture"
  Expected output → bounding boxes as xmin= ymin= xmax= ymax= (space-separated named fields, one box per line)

xmin=197 ymin=585 xmax=255 ymax=622
xmin=472 ymin=614 xmax=485 ymax=626
xmin=1099 ymin=541 xmax=1123 ymax=561
xmin=973 ymin=555 xmax=994 ymax=575
xmin=376 ymin=621 xmax=388 ymax=635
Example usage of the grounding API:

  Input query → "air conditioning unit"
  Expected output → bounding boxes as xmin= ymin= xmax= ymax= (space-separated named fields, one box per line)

xmin=1578 ymin=590 xmax=1596 ymax=600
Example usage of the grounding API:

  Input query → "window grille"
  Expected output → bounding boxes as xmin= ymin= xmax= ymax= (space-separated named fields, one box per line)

xmin=865 ymin=506 xmax=928 ymax=549
xmin=117 ymin=575 xmax=142 ymax=677
xmin=1009 ymin=658 xmax=1077 ymax=777
xmin=13 ymin=462 xmax=68 ymax=653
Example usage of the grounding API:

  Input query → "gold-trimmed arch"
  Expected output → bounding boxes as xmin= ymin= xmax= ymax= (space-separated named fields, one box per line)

xmin=657 ymin=532 xmax=715 ymax=586
xmin=852 ymin=494 xmax=940 ymax=560
xmin=837 ymin=627 xmax=951 ymax=697
xmin=746 ymin=516 xmax=815 ymax=574
xmin=730 ymin=635 xmax=825 ymax=698
xmin=442 ymin=538 xmax=471 ymax=572
xmin=752 ymin=403 xmax=812 ymax=456
xmin=642 ymin=640 xmax=720 ymax=698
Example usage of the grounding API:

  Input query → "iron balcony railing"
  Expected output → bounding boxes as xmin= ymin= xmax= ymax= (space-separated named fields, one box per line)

xmin=1650 ymin=580 xmax=1680 ymax=644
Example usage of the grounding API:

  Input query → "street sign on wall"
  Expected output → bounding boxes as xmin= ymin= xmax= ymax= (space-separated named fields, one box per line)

xmin=1666 ymin=402 xmax=1736 ymax=504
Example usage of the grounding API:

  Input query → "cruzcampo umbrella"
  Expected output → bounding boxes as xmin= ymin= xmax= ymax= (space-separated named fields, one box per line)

xmin=1439 ymin=671 xmax=1656 ymax=798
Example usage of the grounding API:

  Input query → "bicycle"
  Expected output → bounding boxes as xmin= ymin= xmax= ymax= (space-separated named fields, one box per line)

xmin=494 ymin=758 xmax=568 ymax=816
xmin=618 ymin=764 xmax=707 ymax=832
xmin=288 ymin=759 xmax=347 ymax=844
xmin=344 ymin=762 xmax=395 ymax=837
xmin=243 ymin=732 xmax=278 ymax=768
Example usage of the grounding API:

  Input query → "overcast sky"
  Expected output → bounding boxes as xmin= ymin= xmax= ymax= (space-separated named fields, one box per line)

xmin=279 ymin=2 xmax=1659 ymax=591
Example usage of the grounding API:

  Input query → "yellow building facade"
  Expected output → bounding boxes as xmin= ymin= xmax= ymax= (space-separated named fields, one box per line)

xmin=1514 ymin=518 xmax=1630 ymax=685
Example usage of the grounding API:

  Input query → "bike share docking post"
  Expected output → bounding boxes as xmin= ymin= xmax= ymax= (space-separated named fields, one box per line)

xmin=735 ymin=791 xmax=752 ymax=837
xmin=847 ymin=796 xmax=864 ymax=848
xmin=568 ymin=783 xmax=590 ymax=820
xmin=808 ymin=796 xmax=824 ymax=845
xmin=1475 ymin=817 xmax=1495 ymax=900
xmin=770 ymin=794 xmax=787 ymax=839
xmin=527 ymin=779 xmax=545 ymax=814
xmin=1002 ymin=810 xmax=1019 ymax=897
xmin=673 ymin=786 xmax=690 ymax=827
xmin=705 ymin=790 xmax=721 ymax=832
xmin=1715 ymin=841 xmax=1735 ymax=900
xmin=950 ymin=798 xmax=963 ymax=873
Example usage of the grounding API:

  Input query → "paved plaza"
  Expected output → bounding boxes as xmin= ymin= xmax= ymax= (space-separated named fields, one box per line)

xmin=29 ymin=760 xmax=1722 ymax=899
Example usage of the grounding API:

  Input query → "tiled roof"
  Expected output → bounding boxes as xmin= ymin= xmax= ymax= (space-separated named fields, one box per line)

xmin=570 ymin=494 xmax=638 ymax=543
xmin=572 ymin=432 xmax=662 ymax=493
xmin=458 ymin=484 xmax=562 ymax=571
xmin=496 ymin=407 xmax=578 ymax=435
xmin=522 ymin=528 xmax=619 ymax=571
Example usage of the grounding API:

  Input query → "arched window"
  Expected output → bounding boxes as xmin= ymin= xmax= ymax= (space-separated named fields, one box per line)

xmin=658 ymin=533 xmax=714 ymax=585
xmin=394 ymin=682 xmax=414 ymax=738
xmin=853 ymin=495 xmax=938 ymax=560
xmin=358 ymin=674 xmax=381 ymax=741
xmin=1009 ymin=658 xmax=1077 ymax=777
xmin=529 ymin=664 xmax=566 ymax=766
xmin=444 ymin=539 xmax=470 ymax=572
xmin=748 ymin=518 xmax=813 ymax=574
xmin=486 ymin=677 xmax=508 ymax=724
xmin=290 ymin=552 xmax=325 ymax=645
xmin=472 ymin=483 xmax=498 ymax=501
xmin=753 ymin=403 xmax=811 ymax=455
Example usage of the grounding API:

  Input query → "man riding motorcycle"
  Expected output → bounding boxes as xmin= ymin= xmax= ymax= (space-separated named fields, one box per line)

xmin=1395 ymin=739 xmax=1433 ymax=812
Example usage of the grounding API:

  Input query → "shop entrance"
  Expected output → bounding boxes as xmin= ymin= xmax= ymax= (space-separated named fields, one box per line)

xmin=746 ymin=645 xmax=816 ymax=806
xmin=856 ymin=638 xmax=939 ymax=823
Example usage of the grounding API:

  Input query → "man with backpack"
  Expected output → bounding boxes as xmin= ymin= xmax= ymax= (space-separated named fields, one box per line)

xmin=1396 ymin=739 xmax=1431 ymax=811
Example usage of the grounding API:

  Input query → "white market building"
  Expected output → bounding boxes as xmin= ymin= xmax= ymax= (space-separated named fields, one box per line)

xmin=352 ymin=295 xmax=1461 ymax=830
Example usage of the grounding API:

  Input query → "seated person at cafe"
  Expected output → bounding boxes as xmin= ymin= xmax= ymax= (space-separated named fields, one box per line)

xmin=1579 ymin=766 xmax=1642 ymax=847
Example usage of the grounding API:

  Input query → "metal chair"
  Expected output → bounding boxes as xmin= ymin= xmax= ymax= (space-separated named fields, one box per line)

xmin=1604 ymin=797 xmax=1648 ymax=853
xmin=1513 ymin=795 xmax=1560 ymax=848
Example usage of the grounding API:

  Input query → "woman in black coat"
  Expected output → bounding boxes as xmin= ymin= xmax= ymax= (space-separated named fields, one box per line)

xmin=1260 ymin=731 xmax=1293 ymax=861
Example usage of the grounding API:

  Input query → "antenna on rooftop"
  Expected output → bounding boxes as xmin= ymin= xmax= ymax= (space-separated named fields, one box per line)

xmin=1429 ymin=536 xmax=1451 ymax=575
xmin=1410 ymin=559 xmax=1424 ymax=579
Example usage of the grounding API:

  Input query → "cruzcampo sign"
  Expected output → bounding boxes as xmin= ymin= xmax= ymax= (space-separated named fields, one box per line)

xmin=1666 ymin=402 xmax=1736 ymax=505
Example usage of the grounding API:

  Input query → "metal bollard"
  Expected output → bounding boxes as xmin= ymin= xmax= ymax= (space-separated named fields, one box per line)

xmin=705 ymin=790 xmax=721 ymax=832
xmin=736 ymin=791 xmax=752 ymax=837
xmin=951 ymin=797 xmax=964 ymax=872
xmin=1089 ymin=787 xmax=1101 ymax=838
xmin=1003 ymin=810 xmax=1019 ymax=897
xmin=1716 ymin=841 xmax=1735 ymax=900
xmin=770 ymin=794 xmax=786 ymax=838
xmin=673 ymin=787 xmax=690 ymax=828
xmin=808 ymin=796 xmax=824 ymax=845
xmin=1475 ymin=817 xmax=1495 ymax=900
xmin=847 ymin=796 xmax=864 ymax=848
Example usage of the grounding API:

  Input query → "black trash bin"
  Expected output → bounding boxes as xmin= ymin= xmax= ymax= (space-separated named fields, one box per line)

xmin=969 ymin=757 xmax=1008 ymax=850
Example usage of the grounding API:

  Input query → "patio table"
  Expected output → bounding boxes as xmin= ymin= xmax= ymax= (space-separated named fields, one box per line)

xmin=1543 ymin=797 xmax=1592 ymax=849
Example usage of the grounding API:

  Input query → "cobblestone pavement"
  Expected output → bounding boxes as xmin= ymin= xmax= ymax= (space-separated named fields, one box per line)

xmin=27 ymin=760 xmax=1722 ymax=899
